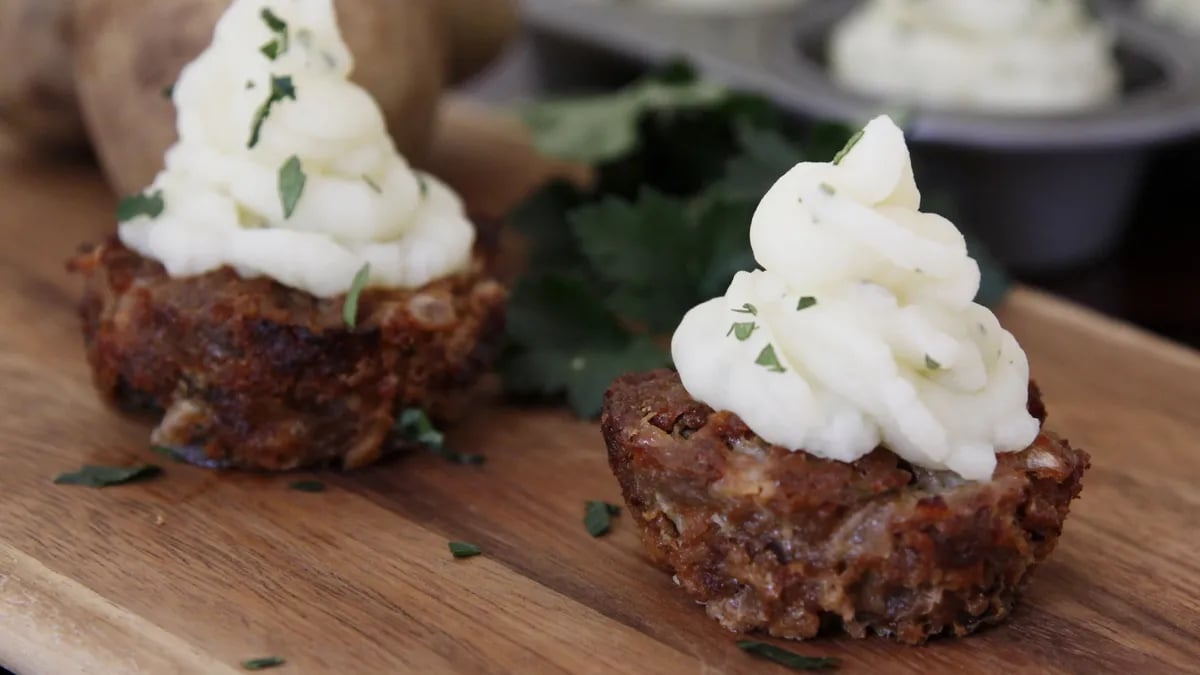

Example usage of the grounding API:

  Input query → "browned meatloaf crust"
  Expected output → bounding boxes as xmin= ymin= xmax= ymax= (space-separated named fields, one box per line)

xmin=601 ymin=369 xmax=1089 ymax=644
xmin=70 ymin=238 xmax=506 ymax=471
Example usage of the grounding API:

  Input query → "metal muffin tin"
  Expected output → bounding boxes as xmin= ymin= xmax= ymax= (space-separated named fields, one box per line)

xmin=517 ymin=0 xmax=1200 ymax=271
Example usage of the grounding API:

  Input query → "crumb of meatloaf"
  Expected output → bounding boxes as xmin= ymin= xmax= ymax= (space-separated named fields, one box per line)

xmin=69 ymin=238 xmax=506 ymax=471
xmin=600 ymin=369 xmax=1089 ymax=644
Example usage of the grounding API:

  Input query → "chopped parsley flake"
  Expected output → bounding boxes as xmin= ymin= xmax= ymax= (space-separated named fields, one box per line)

xmin=363 ymin=175 xmax=382 ymax=193
xmin=247 ymin=75 xmax=296 ymax=149
xmin=584 ymin=501 xmax=621 ymax=537
xmin=831 ymin=127 xmax=864 ymax=165
xmin=342 ymin=263 xmax=371 ymax=328
xmin=448 ymin=541 xmax=482 ymax=558
xmin=278 ymin=155 xmax=306 ymax=219
xmin=727 ymin=321 xmax=757 ymax=341
xmin=259 ymin=8 xmax=289 ymax=61
xmin=396 ymin=408 xmax=486 ymax=465
xmin=396 ymin=408 xmax=443 ymax=449
xmin=54 ymin=464 xmax=161 ymax=488
xmin=241 ymin=656 xmax=285 ymax=671
xmin=116 ymin=190 xmax=165 ymax=222
xmin=819 ymin=182 xmax=836 ymax=196
xmin=755 ymin=344 xmax=786 ymax=373
xmin=418 ymin=175 xmax=429 ymax=198
xmin=731 ymin=303 xmax=758 ymax=316
xmin=737 ymin=641 xmax=839 ymax=670
xmin=796 ymin=296 xmax=817 ymax=311
xmin=925 ymin=354 xmax=942 ymax=370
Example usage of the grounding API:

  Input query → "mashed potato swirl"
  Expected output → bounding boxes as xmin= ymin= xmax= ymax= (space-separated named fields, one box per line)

xmin=671 ymin=116 xmax=1040 ymax=480
xmin=119 ymin=0 xmax=474 ymax=298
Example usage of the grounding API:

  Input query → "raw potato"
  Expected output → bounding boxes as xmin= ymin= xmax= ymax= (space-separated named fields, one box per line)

xmin=72 ymin=0 xmax=518 ymax=197
xmin=0 ymin=0 xmax=87 ymax=149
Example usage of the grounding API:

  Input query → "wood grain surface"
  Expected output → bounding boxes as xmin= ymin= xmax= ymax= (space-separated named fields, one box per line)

xmin=1 ymin=104 xmax=1198 ymax=675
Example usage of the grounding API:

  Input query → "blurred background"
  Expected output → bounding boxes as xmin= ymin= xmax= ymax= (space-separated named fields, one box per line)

xmin=2 ymin=0 xmax=1198 ymax=346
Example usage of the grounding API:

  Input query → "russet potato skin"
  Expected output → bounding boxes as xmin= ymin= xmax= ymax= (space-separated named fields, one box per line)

xmin=0 ymin=0 xmax=85 ymax=149
xmin=2 ymin=0 xmax=518 ymax=192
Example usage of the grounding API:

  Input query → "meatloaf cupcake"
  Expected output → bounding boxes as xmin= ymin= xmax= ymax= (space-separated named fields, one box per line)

xmin=601 ymin=116 xmax=1088 ymax=643
xmin=71 ymin=0 xmax=506 ymax=470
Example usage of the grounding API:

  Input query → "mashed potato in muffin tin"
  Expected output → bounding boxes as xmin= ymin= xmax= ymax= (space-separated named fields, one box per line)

xmin=828 ymin=0 xmax=1119 ymax=114
xmin=671 ymin=116 xmax=1041 ymax=481
xmin=1142 ymin=0 xmax=1200 ymax=32
xmin=119 ymin=0 xmax=475 ymax=298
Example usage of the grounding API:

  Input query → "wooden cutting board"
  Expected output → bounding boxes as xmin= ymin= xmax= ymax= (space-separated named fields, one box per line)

xmin=1 ymin=106 xmax=1198 ymax=675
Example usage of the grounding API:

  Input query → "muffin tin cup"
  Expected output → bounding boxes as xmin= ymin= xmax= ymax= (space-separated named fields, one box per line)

xmin=518 ymin=0 xmax=1200 ymax=271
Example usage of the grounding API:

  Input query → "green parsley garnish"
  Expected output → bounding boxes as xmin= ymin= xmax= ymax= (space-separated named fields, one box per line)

xmin=161 ymin=83 xmax=175 ymax=100
xmin=584 ymin=501 xmax=621 ymax=537
xmin=448 ymin=541 xmax=482 ymax=558
xmin=116 ymin=191 xmax=165 ymax=222
xmin=288 ymin=480 xmax=325 ymax=493
xmin=736 ymin=641 xmax=839 ymax=670
xmin=796 ymin=296 xmax=817 ymax=311
xmin=241 ymin=656 xmax=285 ymax=671
xmin=278 ymin=155 xmax=306 ymax=219
xmin=731 ymin=303 xmax=757 ymax=315
xmin=831 ymin=127 xmax=864 ymax=165
xmin=54 ymin=464 xmax=161 ymax=488
xmin=247 ymin=75 xmax=296 ymax=148
xmin=521 ymin=63 xmax=726 ymax=164
xmin=727 ymin=321 xmax=756 ymax=341
xmin=417 ymin=175 xmax=429 ymax=198
xmin=259 ymin=8 xmax=289 ymax=61
xmin=755 ymin=344 xmax=786 ymax=373
xmin=395 ymin=408 xmax=485 ymax=465
xmin=925 ymin=355 xmax=942 ymax=371
xmin=396 ymin=408 xmax=443 ymax=448
xmin=363 ymin=175 xmax=381 ymax=193
xmin=819 ymin=182 xmax=836 ymax=196
xmin=342 ymin=263 xmax=370 ymax=328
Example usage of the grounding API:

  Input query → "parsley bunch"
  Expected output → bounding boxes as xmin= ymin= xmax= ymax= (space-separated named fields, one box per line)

xmin=502 ymin=64 xmax=843 ymax=417
xmin=505 ymin=63 xmax=1008 ymax=418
